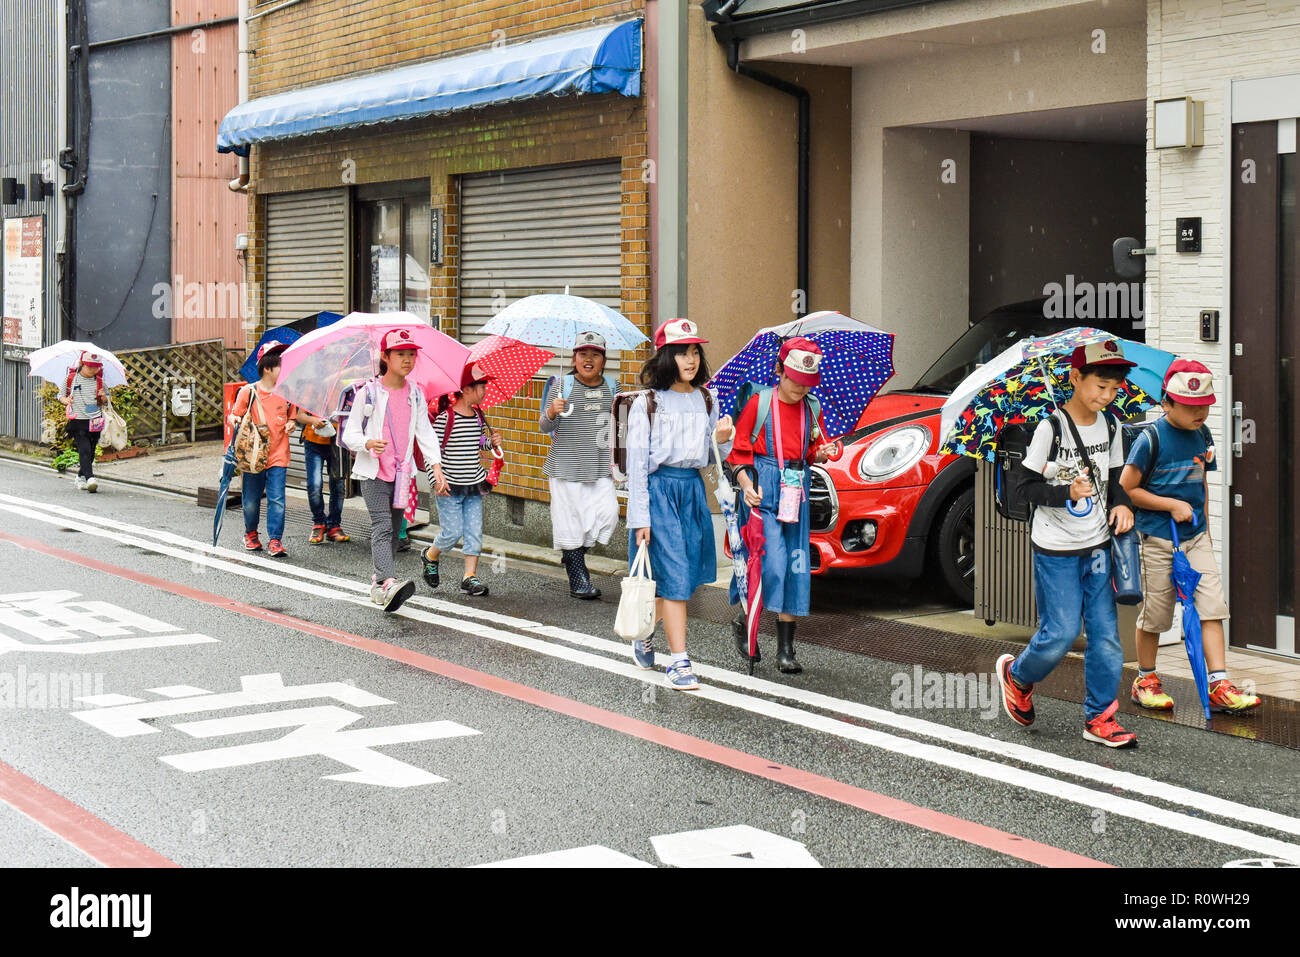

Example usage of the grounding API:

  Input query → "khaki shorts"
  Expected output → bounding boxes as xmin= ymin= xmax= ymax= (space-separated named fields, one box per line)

xmin=1135 ymin=529 xmax=1230 ymax=633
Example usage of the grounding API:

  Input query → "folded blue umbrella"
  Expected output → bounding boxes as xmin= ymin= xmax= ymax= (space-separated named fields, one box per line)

xmin=1170 ymin=516 xmax=1212 ymax=720
xmin=212 ymin=444 xmax=238 ymax=547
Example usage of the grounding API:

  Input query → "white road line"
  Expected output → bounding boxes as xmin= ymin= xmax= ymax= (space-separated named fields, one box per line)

xmin=3 ymin=492 xmax=1300 ymax=862
xmin=7 ymin=491 xmax=1299 ymax=840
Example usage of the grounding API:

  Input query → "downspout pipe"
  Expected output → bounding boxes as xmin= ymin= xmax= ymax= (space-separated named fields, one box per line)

xmin=229 ymin=0 xmax=250 ymax=191
xmin=726 ymin=39 xmax=809 ymax=316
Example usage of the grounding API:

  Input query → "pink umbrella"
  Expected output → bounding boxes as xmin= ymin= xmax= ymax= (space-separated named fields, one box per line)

xmin=275 ymin=312 xmax=470 ymax=417
xmin=740 ymin=507 xmax=766 ymax=675
xmin=467 ymin=336 xmax=554 ymax=409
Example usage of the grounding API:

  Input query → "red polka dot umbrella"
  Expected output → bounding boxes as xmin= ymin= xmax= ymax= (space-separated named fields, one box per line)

xmin=467 ymin=336 xmax=555 ymax=409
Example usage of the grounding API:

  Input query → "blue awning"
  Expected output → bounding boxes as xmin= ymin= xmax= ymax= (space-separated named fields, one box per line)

xmin=217 ymin=18 xmax=641 ymax=155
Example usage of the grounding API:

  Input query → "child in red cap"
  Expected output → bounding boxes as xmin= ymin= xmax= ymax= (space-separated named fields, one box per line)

xmin=1120 ymin=359 xmax=1259 ymax=714
xmin=726 ymin=336 xmax=834 ymax=673
xmin=59 ymin=352 xmax=107 ymax=492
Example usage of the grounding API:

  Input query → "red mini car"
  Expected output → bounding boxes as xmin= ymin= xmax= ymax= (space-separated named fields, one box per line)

xmin=807 ymin=300 xmax=1135 ymax=604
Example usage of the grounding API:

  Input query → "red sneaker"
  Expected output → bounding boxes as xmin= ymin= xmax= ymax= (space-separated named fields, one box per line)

xmin=267 ymin=539 xmax=288 ymax=558
xmin=308 ymin=524 xmax=326 ymax=545
xmin=1083 ymin=701 xmax=1138 ymax=749
xmin=995 ymin=653 xmax=1035 ymax=726
xmin=243 ymin=531 xmax=262 ymax=551
xmin=326 ymin=526 xmax=351 ymax=543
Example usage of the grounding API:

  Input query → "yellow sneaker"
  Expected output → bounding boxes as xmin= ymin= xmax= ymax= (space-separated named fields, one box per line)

xmin=1130 ymin=673 xmax=1174 ymax=710
xmin=1208 ymin=679 xmax=1261 ymax=714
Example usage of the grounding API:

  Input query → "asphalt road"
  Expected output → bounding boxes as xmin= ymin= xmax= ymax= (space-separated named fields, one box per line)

xmin=1 ymin=458 xmax=1298 ymax=869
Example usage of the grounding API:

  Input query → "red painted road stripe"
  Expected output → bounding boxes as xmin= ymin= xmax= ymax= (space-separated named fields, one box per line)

xmin=1 ymin=530 xmax=1109 ymax=868
xmin=0 ymin=759 xmax=178 ymax=868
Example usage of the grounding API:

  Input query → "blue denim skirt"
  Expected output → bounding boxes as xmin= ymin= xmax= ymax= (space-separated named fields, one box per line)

xmin=629 ymin=465 xmax=716 ymax=601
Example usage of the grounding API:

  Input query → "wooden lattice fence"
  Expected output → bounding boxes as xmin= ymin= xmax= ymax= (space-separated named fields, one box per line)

xmin=116 ymin=339 xmax=228 ymax=440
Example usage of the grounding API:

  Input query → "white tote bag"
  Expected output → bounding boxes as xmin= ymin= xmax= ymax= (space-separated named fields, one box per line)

xmin=614 ymin=542 xmax=657 ymax=642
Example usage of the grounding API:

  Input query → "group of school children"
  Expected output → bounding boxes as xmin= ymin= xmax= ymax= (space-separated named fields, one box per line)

xmin=144 ymin=319 xmax=1265 ymax=728
xmin=997 ymin=342 xmax=1261 ymax=750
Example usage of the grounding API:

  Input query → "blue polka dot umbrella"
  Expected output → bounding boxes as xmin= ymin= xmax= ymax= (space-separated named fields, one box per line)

xmin=709 ymin=311 xmax=896 ymax=439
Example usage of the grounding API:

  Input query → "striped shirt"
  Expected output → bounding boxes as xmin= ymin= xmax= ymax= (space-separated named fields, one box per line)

xmin=539 ymin=375 xmax=618 ymax=482
xmin=62 ymin=375 xmax=101 ymax=420
xmin=432 ymin=409 xmax=486 ymax=485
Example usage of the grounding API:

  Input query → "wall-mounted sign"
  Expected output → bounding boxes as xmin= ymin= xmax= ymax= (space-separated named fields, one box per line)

xmin=1176 ymin=217 xmax=1202 ymax=253
xmin=430 ymin=207 xmax=442 ymax=266
xmin=3 ymin=216 xmax=43 ymax=354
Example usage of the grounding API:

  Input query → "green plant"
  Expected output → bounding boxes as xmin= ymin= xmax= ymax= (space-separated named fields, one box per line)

xmin=40 ymin=383 xmax=72 ymax=457
xmin=51 ymin=448 xmax=78 ymax=472
xmin=109 ymin=385 xmax=141 ymax=436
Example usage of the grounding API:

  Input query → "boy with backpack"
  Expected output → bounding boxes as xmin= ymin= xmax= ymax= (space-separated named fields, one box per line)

xmin=1119 ymin=359 xmax=1260 ymax=714
xmin=995 ymin=341 xmax=1139 ymax=748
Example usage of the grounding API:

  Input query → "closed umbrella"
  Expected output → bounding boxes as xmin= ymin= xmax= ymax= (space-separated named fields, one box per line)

xmin=739 ymin=507 xmax=766 ymax=672
xmin=211 ymin=444 xmax=238 ymax=547
xmin=1169 ymin=517 xmax=1213 ymax=721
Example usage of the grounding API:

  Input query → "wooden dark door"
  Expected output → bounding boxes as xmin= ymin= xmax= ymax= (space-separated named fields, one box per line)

xmin=1230 ymin=122 xmax=1299 ymax=651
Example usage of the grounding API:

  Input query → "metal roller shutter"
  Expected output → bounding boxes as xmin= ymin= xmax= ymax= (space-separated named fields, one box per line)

xmin=459 ymin=161 xmax=623 ymax=376
xmin=265 ymin=189 xmax=348 ymax=327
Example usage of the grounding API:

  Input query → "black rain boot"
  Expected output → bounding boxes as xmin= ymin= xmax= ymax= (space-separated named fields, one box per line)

xmin=732 ymin=611 xmax=759 ymax=662
xmin=776 ymin=620 xmax=802 ymax=674
xmin=561 ymin=549 xmax=601 ymax=600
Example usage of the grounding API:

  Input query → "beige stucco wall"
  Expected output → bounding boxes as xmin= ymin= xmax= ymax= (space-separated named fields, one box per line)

xmin=685 ymin=5 xmax=852 ymax=373
xmin=1145 ymin=0 xmax=1300 ymax=569
xmin=881 ymin=127 xmax=970 ymax=388
xmin=854 ymin=25 xmax=1146 ymax=386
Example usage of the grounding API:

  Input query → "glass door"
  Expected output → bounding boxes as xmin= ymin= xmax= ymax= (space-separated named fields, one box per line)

xmin=353 ymin=182 xmax=431 ymax=319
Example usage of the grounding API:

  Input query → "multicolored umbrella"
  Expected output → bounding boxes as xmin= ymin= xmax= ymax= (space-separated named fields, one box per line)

xmin=275 ymin=312 xmax=470 ymax=418
xmin=1170 ymin=517 xmax=1213 ymax=721
xmin=939 ymin=329 xmax=1170 ymax=460
xmin=480 ymin=293 xmax=649 ymax=351
xmin=466 ymin=335 xmax=555 ymax=409
xmin=709 ymin=311 xmax=895 ymax=439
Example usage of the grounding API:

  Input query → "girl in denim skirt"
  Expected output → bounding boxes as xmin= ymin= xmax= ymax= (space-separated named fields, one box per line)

xmin=625 ymin=319 xmax=735 ymax=691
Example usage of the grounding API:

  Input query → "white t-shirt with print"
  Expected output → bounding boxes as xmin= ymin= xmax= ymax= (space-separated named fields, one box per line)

xmin=1021 ymin=409 xmax=1123 ymax=553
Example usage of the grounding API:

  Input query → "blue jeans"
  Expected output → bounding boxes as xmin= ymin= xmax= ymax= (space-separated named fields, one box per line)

xmin=304 ymin=440 xmax=344 ymax=528
xmin=433 ymin=487 xmax=484 ymax=556
xmin=241 ymin=466 xmax=286 ymax=541
xmin=1012 ymin=549 xmax=1123 ymax=721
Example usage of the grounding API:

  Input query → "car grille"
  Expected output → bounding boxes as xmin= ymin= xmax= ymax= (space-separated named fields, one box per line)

xmin=808 ymin=467 xmax=838 ymax=532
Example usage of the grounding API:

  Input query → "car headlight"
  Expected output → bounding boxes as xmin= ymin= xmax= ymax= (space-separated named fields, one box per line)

xmin=856 ymin=425 xmax=932 ymax=483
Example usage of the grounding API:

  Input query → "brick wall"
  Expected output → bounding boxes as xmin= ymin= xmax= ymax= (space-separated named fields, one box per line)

xmin=247 ymin=95 xmax=649 ymax=504
xmin=1145 ymin=0 xmax=1300 ymax=562
xmin=248 ymin=0 xmax=642 ymax=97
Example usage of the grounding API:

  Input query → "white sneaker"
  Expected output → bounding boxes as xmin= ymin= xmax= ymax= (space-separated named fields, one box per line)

xmin=85 ymin=477 xmax=98 ymax=493
xmin=373 ymin=577 xmax=415 ymax=613
xmin=75 ymin=476 xmax=87 ymax=490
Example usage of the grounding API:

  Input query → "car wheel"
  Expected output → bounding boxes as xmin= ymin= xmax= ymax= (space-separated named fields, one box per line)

xmin=935 ymin=488 xmax=975 ymax=606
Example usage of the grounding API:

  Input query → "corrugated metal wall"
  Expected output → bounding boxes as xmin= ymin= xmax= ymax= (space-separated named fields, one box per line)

xmin=974 ymin=460 xmax=1039 ymax=628
xmin=1 ymin=0 xmax=62 ymax=441
xmin=172 ymin=0 xmax=247 ymax=349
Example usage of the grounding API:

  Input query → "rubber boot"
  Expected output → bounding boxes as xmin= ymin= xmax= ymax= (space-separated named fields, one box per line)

xmin=776 ymin=620 xmax=802 ymax=674
xmin=732 ymin=611 xmax=759 ymax=662
xmin=561 ymin=549 xmax=601 ymax=599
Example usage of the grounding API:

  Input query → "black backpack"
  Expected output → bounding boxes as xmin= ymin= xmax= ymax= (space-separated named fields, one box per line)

xmin=994 ymin=411 xmax=1118 ymax=522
